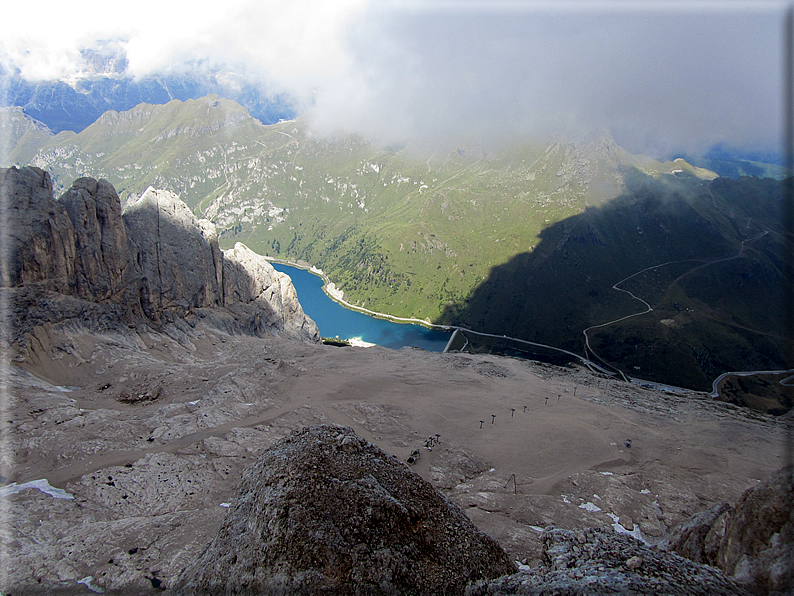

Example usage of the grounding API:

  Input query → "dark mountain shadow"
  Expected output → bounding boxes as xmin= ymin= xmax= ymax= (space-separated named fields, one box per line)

xmin=436 ymin=169 xmax=793 ymax=391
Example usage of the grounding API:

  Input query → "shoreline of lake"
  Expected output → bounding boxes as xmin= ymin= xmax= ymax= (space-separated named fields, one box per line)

xmin=267 ymin=257 xmax=774 ymax=404
xmin=265 ymin=257 xmax=453 ymax=331
xmin=268 ymin=260 xmax=452 ymax=352
xmin=268 ymin=258 xmax=631 ymax=370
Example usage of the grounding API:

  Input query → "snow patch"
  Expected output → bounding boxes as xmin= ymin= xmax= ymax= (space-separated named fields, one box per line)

xmin=0 ymin=479 xmax=74 ymax=500
xmin=578 ymin=501 xmax=602 ymax=512
xmin=77 ymin=576 xmax=105 ymax=593
xmin=606 ymin=512 xmax=648 ymax=544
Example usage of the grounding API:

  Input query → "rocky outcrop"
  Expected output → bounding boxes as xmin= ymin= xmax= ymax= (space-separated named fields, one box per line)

xmin=223 ymin=242 xmax=317 ymax=339
xmin=666 ymin=466 xmax=794 ymax=595
xmin=663 ymin=501 xmax=732 ymax=566
xmin=173 ymin=425 xmax=517 ymax=595
xmin=123 ymin=187 xmax=225 ymax=317
xmin=4 ymin=166 xmax=77 ymax=293
xmin=2 ymin=166 xmax=319 ymax=342
xmin=468 ymin=527 xmax=750 ymax=595
xmin=59 ymin=176 xmax=132 ymax=302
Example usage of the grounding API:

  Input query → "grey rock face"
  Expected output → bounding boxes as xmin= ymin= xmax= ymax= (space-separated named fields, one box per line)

xmin=719 ymin=467 xmax=794 ymax=594
xmin=468 ymin=527 xmax=750 ymax=596
xmin=174 ymin=424 xmax=517 ymax=595
xmin=664 ymin=501 xmax=732 ymax=566
xmin=123 ymin=187 xmax=224 ymax=315
xmin=223 ymin=242 xmax=318 ymax=339
xmin=668 ymin=466 xmax=794 ymax=595
xmin=2 ymin=166 xmax=318 ymax=342
xmin=58 ymin=176 xmax=131 ymax=301
xmin=3 ymin=166 xmax=76 ymax=292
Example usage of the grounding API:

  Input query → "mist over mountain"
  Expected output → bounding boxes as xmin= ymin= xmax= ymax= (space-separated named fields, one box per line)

xmin=1 ymin=2 xmax=786 ymax=163
xmin=3 ymin=64 xmax=787 ymax=181
xmin=0 ymin=43 xmax=296 ymax=134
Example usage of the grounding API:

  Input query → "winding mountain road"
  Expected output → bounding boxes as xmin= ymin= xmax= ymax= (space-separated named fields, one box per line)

xmin=582 ymin=230 xmax=770 ymax=379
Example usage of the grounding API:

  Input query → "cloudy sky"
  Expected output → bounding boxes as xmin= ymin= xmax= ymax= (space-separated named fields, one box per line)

xmin=1 ymin=0 xmax=788 ymax=157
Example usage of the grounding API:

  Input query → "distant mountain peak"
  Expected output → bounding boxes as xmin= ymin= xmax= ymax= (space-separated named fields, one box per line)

xmin=76 ymin=39 xmax=130 ymax=77
xmin=0 ymin=60 xmax=296 ymax=134
xmin=658 ymin=156 xmax=718 ymax=180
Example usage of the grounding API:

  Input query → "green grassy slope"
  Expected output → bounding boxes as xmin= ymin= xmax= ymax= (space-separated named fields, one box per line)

xmin=14 ymin=95 xmax=714 ymax=323
xmin=6 ymin=95 xmax=790 ymax=391
xmin=441 ymin=173 xmax=792 ymax=390
xmin=1 ymin=107 xmax=59 ymax=164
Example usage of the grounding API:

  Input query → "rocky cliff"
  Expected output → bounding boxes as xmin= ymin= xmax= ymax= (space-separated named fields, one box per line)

xmin=468 ymin=527 xmax=751 ymax=595
xmin=666 ymin=465 xmax=794 ymax=595
xmin=2 ymin=166 xmax=319 ymax=344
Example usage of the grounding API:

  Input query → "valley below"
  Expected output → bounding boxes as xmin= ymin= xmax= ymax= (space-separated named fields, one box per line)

xmin=2 ymin=16 xmax=793 ymax=592
xmin=2 ymin=319 xmax=789 ymax=593
xmin=4 ymin=95 xmax=792 ymax=394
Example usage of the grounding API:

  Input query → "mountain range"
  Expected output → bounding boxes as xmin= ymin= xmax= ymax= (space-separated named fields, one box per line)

xmin=0 ymin=46 xmax=295 ymax=134
xmin=2 ymin=94 xmax=792 ymax=394
xmin=0 ymin=96 xmax=717 ymax=317
xmin=4 ymin=59 xmax=787 ymax=181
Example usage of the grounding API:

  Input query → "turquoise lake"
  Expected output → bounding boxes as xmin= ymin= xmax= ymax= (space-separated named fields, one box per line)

xmin=272 ymin=263 xmax=452 ymax=352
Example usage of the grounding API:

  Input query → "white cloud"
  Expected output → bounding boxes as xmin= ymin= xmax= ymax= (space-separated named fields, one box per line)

xmin=1 ymin=0 xmax=787 ymax=156
xmin=309 ymin=1 xmax=787 ymax=155
xmin=1 ymin=0 xmax=367 ymax=87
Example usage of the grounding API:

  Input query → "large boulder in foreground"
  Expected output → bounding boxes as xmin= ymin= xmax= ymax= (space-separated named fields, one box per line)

xmin=174 ymin=425 xmax=517 ymax=595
